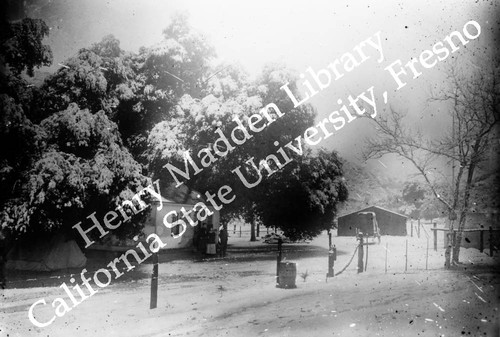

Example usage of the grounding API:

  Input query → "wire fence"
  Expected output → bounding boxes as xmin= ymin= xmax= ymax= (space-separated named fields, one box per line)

xmin=353 ymin=225 xmax=499 ymax=275
xmin=409 ymin=220 xmax=499 ymax=256
xmin=4 ymin=223 xmax=497 ymax=288
xmin=334 ymin=244 xmax=360 ymax=276
xmin=229 ymin=225 xmax=278 ymax=238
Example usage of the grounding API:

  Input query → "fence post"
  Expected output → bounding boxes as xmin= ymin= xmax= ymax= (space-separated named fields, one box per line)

xmin=417 ymin=219 xmax=421 ymax=238
xmin=480 ymin=229 xmax=484 ymax=253
xmin=276 ymin=238 xmax=283 ymax=285
xmin=357 ymin=235 xmax=364 ymax=273
xmin=385 ymin=242 xmax=388 ymax=274
xmin=150 ymin=252 xmax=158 ymax=309
xmin=239 ymin=226 xmax=242 ymax=237
xmin=490 ymin=226 xmax=494 ymax=257
xmin=328 ymin=245 xmax=336 ymax=277
xmin=365 ymin=239 xmax=369 ymax=272
xmin=433 ymin=223 xmax=437 ymax=251
xmin=426 ymin=237 xmax=429 ymax=270
xmin=410 ymin=219 xmax=413 ymax=237
xmin=405 ymin=239 xmax=408 ymax=272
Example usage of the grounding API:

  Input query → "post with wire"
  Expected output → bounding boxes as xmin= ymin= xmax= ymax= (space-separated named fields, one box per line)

xmin=357 ymin=233 xmax=364 ymax=273
xmin=327 ymin=244 xmax=336 ymax=278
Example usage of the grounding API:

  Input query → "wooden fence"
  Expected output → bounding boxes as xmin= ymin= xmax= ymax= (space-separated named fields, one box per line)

xmin=429 ymin=224 xmax=499 ymax=256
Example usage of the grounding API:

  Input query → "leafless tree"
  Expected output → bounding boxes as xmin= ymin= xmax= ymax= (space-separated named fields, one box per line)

xmin=363 ymin=60 xmax=499 ymax=266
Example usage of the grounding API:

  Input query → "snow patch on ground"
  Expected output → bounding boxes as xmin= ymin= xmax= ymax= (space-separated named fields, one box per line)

xmin=1 ymin=231 xmax=498 ymax=336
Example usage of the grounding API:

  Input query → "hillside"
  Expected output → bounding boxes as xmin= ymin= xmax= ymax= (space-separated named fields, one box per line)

xmin=339 ymin=161 xmax=404 ymax=216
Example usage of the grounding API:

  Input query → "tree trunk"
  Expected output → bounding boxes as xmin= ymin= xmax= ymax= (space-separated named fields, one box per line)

xmin=444 ymin=235 xmax=451 ymax=269
xmin=256 ymin=222 xmax=260 ymax=237
xmin=250 ymin=217 xmax=256 ymax=242
xmin=446 ymin=152 xmax=475 ymax=265
xmin=452 ymin=210 xmax=469 ymax=264
xmin=452 ymin=152 xmax=478 ymax=265
xmin=452 ymin=230 xmax=463 ymax=264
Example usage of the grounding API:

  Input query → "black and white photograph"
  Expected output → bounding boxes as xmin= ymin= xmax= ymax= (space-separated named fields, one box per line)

xmin=0 ymin=1 xmax=499 ymax=336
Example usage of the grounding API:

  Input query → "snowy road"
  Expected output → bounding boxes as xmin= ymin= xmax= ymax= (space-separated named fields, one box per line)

xmin=1 ymin=233 xmax=498 ymax=336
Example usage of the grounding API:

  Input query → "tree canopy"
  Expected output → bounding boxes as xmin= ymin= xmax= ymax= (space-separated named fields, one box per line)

xmin=1 ymin=14 xmax=349 ymax=242
xmin=1 ymin=17 xmax=52 ymax=76
xmin=147 ymin=61 xmax=347 ymax=239
xmin=255 ymin=149 xmax=348 ymax=240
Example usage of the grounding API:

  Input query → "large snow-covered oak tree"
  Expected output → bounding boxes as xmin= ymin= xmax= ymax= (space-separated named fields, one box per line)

xmin=2 ymin=13 xmax=349 ymax=243
xmin=148 ymin=62 xmax=348 ymax=240
xmin=1 ymin=14 xmax=215 ymax=242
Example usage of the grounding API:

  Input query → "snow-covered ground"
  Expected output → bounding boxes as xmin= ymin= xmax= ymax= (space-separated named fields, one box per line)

xmin=1 ymin=230 xmax=498 ymax=336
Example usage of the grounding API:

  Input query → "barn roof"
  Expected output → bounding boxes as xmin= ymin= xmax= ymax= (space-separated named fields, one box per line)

xmin=339 ymin=205 xmax=407 ymax=219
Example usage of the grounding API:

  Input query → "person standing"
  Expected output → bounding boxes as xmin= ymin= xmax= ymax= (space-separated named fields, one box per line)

xmin=218 ymin=225 xmax=228 ymax=258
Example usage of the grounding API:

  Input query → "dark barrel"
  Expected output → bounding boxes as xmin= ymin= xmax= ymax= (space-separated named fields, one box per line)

xmin=278 ymin=262 xmax=297 ymax=289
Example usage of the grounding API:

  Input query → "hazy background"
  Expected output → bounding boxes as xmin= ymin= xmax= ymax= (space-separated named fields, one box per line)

xmin=17 ymin=0 xmax=500 ymax=180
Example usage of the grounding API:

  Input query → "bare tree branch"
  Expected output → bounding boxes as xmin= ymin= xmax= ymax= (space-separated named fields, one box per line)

xmin=363 ymin=58 xmax=500 ymax=265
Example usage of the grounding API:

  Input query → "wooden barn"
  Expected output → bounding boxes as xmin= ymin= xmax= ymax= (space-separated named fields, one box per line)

xmin=338 ymin=206 xmax=407 ymax=236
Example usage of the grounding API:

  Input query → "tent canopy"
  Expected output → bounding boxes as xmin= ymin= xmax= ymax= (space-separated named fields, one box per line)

xmin=6 ymin=235 xmax=86 ymax=271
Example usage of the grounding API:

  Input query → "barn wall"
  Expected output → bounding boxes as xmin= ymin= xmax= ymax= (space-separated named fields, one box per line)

xmin=338 ymin=206 xmax=407 ymax=236
xmin=363 ymin=206 xmax=407 ymax=236
xmin=338 ymin=213 xmax=360 ymax=236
